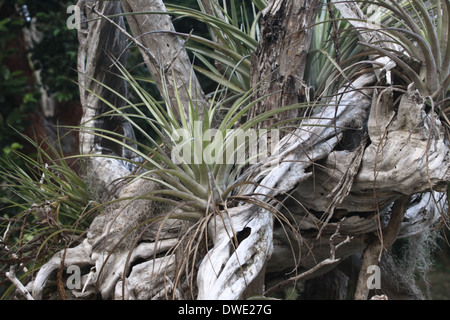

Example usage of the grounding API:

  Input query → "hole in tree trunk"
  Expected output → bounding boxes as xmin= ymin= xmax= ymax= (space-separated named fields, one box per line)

xmin=232 ymin=227 xmax=252 ymax=249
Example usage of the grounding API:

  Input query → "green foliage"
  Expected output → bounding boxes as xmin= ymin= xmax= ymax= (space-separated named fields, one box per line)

xmin=23 ymin=1 xmax=79 ymax=102
xmin=0 ymin=15 xmax=30 ymax=159
xmin=0 ymin=0 xmax=80 ymax=164
xmin=0 ymin=3 xmax=90 ymax=292
xmin=165 ymin=0 xmax=264 ymax=94
xmin=0 ymin=135 xmax=97 ymax=298
xmin=0 ymin=0 xmax=81 ymax=192
xmin=305 ymin=6 xmax=366 ymax=100
xmin=81 ymin=60 xmax=313 ymax=221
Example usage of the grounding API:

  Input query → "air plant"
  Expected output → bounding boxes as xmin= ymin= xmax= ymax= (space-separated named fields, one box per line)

xmin=0 ymin=134 xmax=96 ymax=298
xmin=82 ymin=62 xmax=314 ymax=220
xmin=305 ymin=4 xmax=367 ymax=100
xmin=357 ymin=0 xmax=449 ymax=113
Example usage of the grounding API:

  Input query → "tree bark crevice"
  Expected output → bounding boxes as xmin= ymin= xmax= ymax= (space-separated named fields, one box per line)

xmin=249 ymin=0 xmax=323 ymax=127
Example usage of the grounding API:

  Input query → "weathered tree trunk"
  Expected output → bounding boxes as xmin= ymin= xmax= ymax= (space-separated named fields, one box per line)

xmin=243 ymin=0 xmax=323 ymax=296
xmin=120 ymin=0 xmax=207 ymax=118
xmin=24 ymin=0 xmax=449 ymax=300
xmin=249 ymin=0 xmax=323 ymax=127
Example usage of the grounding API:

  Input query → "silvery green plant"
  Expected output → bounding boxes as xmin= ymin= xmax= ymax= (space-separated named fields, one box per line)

xmin=81 ymin=63 xmax=313 ymax=220
xmin=359 ymin=0 xmax=449 ymax=107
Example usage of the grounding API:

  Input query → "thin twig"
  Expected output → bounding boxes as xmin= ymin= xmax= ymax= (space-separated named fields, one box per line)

xmin=317 ymin=135 xmax=367 ymax=240
xmin=329 ymin=218 xmax=353 ymax=259
xmin=164 ymin=29 xmax=194 ymax=73
xmin=354 ymin=195 xmax=410 ymax=300
xmin=5 ymin=266 xmax=34 ymax=300
xmin=57 ymin=247 xmax=68 ymax=300
xmin=326 ymin=0 xmax=341 ymax=65
xmin=263 ymin=258 xmax=339 ymax=296
xmin=264 ymin=221 xmax=352 ymax=296
xmin=82 ymin=266 xmax=96 ymax=294
xmin=88 ymin=4 xmax=159 ymax=67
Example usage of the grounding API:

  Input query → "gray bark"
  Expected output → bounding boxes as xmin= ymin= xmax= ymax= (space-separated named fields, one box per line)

xmin=248 ymin=0 xmax=323 ymax=127
xmin=120 ymin=0 xmax=207 ymax=119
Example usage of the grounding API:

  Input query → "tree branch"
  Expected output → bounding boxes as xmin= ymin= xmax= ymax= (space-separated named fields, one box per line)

xmin=89 ymin=4 xmax=158 ymax=67
xmin=248 ymin=0 xmax=323 ymax=128
xmin=6 ymin=266 xmax=34 ymax=300
xmin=264 ymin=222 xmax=352 ymax=296
xmin=354 ymin=196 xmax=410 ymax=300
xmin=120 ymin=0 xmax=207 ymax=119
xmin=77 ymin=1 xmax=138 ymax=197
